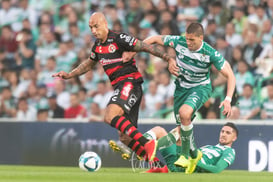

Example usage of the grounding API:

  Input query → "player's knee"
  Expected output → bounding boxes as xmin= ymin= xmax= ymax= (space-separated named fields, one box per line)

xmin=151 ymin=126 xmax=167 ymax=139
xmin=152 ymin=126 xmax=164 ymax=132
xmin=103 ymin=114 xmax=112 ymax=124
xmin=178 ymin=105 xmax=193 ymax=122
xmin=179 ymin=111 xmax=191 ymax=122
xmin=104 ymin=104 xmax=124 ymax=124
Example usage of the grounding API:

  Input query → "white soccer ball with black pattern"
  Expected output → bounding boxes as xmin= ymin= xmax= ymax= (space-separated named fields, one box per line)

xmin=79 ymin=151 xmax=102 ymax=172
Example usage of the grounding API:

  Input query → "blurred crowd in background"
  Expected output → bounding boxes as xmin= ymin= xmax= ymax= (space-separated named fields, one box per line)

xmin=1 ymin=0 xmax=273 ymax=122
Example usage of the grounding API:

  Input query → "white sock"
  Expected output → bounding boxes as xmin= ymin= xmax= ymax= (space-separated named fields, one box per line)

xmin=181 ymin=123 xmax=193 ymax=131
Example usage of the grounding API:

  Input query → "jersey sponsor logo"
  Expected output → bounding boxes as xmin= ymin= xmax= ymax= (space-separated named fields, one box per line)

xmin=107 ymin=38 xmax=113 ymax=42
xmin=120 ymin=82 xmax=133 ymax=100
xmin=99 ymin=58 xmax=123 ymax=65
xmin=108 ymin=44 xmax=116 ymax=53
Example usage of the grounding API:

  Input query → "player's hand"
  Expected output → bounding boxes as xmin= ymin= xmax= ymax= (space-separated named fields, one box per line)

xmin=52 ymin=71 xmax=71 ymax=79
xmin=168 ymin=58 xmax=180 ymax=77
xmin=219 ymin=100 xmax=232 ymax=118
xmin=122 ymin=52 xmax=136 ymax=63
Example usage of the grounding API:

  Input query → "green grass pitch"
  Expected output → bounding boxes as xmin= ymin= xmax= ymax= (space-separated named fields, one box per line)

xmin=0 ymin=165 xmax=272 ymax=182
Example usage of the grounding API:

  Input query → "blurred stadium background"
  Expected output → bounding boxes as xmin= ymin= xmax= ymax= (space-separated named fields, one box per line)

xmin=0 ymin=0 xmax=273 ymax=173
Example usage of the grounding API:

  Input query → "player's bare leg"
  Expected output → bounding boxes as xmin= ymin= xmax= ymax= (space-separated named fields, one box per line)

xmin=174 ymin=104 xmax=199 ymax=168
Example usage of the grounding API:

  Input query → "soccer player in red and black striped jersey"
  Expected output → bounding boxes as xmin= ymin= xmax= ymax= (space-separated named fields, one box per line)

xmin=52 ymin=12 xmax=176 ymax=161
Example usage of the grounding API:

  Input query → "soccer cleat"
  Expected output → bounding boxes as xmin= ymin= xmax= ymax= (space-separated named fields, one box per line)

xmin=144 ymin=140 xmax=157 ymax=161
xmin=185 ymin=150 xmax=203 ymax=174
xmin=174 ymin=155 xmax=189 ymax=168
xmin=109 ymin=140 xmax=132 ymax=160
xmin=144 ymin=165 xmax=169 ymax=173
xmin=121 ymin=153 xmax=130 ymax=160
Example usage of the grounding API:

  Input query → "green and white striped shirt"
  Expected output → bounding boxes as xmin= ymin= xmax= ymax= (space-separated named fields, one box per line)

xmin=164 ymin=35 xmax=225 ymax=88
xmin=200 ymin=144 xmax=236 ymax=167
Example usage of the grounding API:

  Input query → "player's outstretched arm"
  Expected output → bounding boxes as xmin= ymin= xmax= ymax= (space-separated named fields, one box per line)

xmin=218 ymin=61 xmax=236 ymax=118
xmin=132 ymin=40 xmax=179 ymax=76
xmin=122 ymin=35 xmax=165 ymax=63
xmin=143 ymin=35 xmax=165 ymax=45
xmin=52 ymin=59 xmax=96 ymax=79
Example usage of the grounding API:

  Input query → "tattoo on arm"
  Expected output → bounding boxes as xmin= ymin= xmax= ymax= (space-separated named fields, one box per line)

xmin=69 ymin=59 xmax=96 ymax=77
xmin=133 ymin=40 xmax=171 ymax=62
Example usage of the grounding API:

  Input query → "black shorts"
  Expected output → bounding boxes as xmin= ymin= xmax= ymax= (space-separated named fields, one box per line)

xmin=108 ymin=80 xmax=143 ymax=127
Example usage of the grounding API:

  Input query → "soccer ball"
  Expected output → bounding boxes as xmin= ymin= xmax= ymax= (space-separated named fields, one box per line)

xmin=79 ymin=151 xmax=102 ymax=172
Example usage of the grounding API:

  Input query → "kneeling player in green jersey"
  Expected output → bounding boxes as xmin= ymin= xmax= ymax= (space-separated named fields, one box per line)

xmin=148 ymin=122 xmax=238 ymax=173
xmin=109 ymin=122 xmax=238 ymax=174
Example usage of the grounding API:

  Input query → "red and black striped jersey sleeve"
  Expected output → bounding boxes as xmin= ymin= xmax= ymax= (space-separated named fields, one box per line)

xmin=115 ymin=33 xmax=138 ymax=51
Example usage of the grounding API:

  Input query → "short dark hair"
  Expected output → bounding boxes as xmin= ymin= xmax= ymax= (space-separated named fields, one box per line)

xmin=224 ymin=122 xmax=238 ymax=137
xmin=186 ymin=22 xmax=204 ymax=37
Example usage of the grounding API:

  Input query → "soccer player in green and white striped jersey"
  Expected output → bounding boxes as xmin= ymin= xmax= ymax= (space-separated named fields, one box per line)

xmin=146 ymin=122 xmax=238 ymax=173
xmin=142 ymin=22 xmax=236 ymax=169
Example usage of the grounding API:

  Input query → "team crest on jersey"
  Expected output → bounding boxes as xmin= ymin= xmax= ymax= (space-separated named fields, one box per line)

xmin=169 ymin=41 xmax=174 ymax=47
xmin=200 ymin=55 xmax=206 ymax=62
xmin=108 ymin=44 xmax=116 ymax=53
